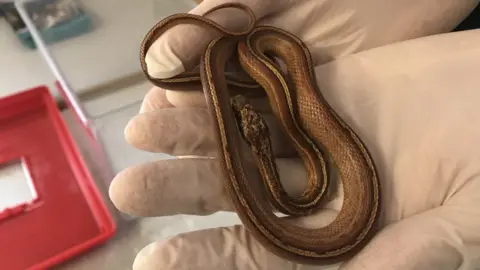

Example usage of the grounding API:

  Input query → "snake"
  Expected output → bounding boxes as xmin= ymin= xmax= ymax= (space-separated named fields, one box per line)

xmin=139 ymin=3 xmax=380 ymax=265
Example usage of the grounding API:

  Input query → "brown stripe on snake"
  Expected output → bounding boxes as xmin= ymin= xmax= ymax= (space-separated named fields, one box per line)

xmin=139 ymin=3 xmax=381 ymax=265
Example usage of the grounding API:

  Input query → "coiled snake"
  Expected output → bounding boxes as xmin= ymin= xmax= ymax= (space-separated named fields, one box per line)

xmin=139 ymin=3 xmax=380 ymax=265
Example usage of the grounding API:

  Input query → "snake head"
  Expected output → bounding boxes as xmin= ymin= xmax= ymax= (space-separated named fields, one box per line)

xmin=231 ymin=95 xmax=270 ymax=152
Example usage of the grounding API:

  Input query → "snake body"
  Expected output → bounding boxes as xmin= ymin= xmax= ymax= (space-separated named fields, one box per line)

xmin=140 ymin=3 xmax=380 ymax=265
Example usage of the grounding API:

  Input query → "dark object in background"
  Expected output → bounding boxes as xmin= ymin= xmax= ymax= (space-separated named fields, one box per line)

xmin=0 ymin=3 xmax=27 ymax=31
xmin=454 ymin=3 xmax=480 ymax=31
xmin=0 ymin=1 xmax=477 ymax=49
xmin=0 ymin=0 xmax=93 ymax=49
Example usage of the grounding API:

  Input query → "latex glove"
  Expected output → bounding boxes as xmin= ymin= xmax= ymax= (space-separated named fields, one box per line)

xmin=109 ymin=1 xmax=480 ymax=269
xmin=143 ymin=0 xmax=477 ymax=79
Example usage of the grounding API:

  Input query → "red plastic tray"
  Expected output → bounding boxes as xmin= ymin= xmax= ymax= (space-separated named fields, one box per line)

xmin=0 ymin=86 xmax=116 ymax=270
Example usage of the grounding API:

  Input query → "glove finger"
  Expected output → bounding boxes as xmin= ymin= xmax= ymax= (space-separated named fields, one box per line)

xmin=144 ymin=0 xmax=290 ymax=79
xmin=132 ymin=214 xmax=342 ymax=270
xmin=139 ymin=86 xmax=174 ymax=113
xmin=165 ymin=88 xmax=272 ymax=113
xmin=131 ymin=204 xmax=473 ymax=270
xmin=109 ymin=157 xmax=230 ymax=217
xmin=165 ymin=89 xmax=207 ymax=108
xmin=109 ymin=157 xmax=340 ymax=218
xmin=124 ymin=107 xmax=295 ymax=157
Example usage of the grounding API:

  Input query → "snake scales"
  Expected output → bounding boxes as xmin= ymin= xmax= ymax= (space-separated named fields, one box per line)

xmin=139 ymin=3 xmax=380 ymax=265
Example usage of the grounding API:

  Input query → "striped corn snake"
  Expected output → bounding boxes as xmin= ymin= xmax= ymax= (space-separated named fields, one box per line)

xmin=139 ymin=3 xmax=380 ymax=265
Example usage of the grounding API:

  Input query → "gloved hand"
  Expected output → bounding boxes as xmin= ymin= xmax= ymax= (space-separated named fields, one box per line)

xmin=109 ymin=0 xmax=480 ymax=269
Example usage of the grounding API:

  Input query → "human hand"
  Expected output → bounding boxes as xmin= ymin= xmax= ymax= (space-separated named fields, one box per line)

xmin=109 ymin=1 xmax=480 ymax=269
xmin=143 ymin=0 xmax=477 ymax=79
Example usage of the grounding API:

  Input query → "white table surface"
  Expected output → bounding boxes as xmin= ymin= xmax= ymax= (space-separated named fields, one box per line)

xmin=0 ymin=0 xmax=196 ymax=99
